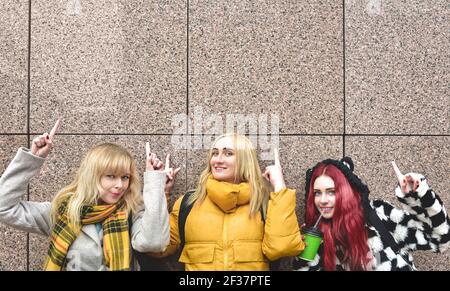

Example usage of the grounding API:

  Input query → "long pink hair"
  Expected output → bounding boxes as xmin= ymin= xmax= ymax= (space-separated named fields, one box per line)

xmin=305 ymin=163 xmax=371 ymax=271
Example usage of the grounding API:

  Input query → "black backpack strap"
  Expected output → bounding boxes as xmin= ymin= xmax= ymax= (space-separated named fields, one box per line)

xmin=178 ymin=190 xmax=196 ymax=259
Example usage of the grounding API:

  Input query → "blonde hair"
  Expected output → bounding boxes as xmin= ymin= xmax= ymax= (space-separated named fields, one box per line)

xmin=188 ymin=133 xmax=271 ymax=218
xmin=51 ymin=143 xmax=143 ymax=232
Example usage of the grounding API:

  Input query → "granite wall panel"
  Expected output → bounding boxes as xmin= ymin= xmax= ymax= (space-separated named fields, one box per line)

xmin=0 ymin=0 xmax=448 ymax=271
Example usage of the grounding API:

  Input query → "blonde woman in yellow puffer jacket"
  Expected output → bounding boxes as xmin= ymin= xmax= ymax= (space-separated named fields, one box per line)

xmin=148 ymin=133 xmax=305 ymax=271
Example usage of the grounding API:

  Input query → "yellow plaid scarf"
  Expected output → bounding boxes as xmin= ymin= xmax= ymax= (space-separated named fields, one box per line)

xmin=44 ymin=200 xmax=131 ymax=271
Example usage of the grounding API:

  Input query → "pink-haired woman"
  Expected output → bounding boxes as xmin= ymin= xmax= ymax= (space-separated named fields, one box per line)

xmin=293 ymin=157 xmax=449 ymax=271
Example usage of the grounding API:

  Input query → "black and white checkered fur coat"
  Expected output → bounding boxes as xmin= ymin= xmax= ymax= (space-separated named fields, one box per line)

xmin=293 ymin=173 xmax=450 ymax=271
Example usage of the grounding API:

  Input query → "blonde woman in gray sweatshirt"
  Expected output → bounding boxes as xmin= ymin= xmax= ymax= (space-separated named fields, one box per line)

xmin=0 ymin=120 xmax=170 ymax=270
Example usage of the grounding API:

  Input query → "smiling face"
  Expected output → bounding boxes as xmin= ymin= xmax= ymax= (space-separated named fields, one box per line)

xmin=313 ymin=175 xmax=336 ymax=219
xmin=98 ymin=171 xmax=130 ymax=205
xmin=210 ymin=136 xmax=239 ymax=184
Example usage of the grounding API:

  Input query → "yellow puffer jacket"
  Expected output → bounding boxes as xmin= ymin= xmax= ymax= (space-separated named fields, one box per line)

xmin=164 ymin=178 xmax=305 ymax=271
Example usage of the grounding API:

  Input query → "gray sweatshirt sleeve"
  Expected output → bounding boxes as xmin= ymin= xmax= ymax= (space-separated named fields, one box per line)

xmin=0 ymin=147 xmax=52 ymax=236
xmin=131 ymin=171 xmax=170 ymax=252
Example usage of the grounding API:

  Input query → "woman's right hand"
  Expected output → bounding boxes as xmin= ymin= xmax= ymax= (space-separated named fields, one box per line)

xmin=31 ymin=120 xmax=60 ymax=158
xmin=300 ymin=223 xmax=307 ymax=246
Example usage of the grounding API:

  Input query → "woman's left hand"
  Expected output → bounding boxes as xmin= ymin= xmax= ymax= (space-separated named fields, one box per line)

xmin=164 ymin=154 xmax=181 ymax=195
xmin=263 ymin=148 xmax=286 ymax=192
xmin=391 ymin=161 xmax=421 ymax=193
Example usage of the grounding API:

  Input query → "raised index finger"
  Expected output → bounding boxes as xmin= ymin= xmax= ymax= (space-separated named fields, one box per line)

xmin=274 ymin=148 xmax=280 ymax=167
xmin=145 ymin=142 xmax=150 ymax=158
xmin=391 ymin=161 xmax=403 ymax=180
xmin=49 ymin=119 xmax=60 ymax=140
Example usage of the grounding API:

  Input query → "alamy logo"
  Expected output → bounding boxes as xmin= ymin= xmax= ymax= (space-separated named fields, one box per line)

xmin=366 ymin=0 xmax=383 ymax=16
xmin=66 ymin=0 xmax=82 ymax=16
xmin=171 ymin=107 xmax=280 ymax=160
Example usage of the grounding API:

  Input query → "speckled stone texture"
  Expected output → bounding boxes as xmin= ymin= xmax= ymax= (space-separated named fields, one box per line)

xmin=0 ymin=0 xmax=28 ymax=133
xmin=0 ymin=136 xmax=28 ymax=271
xmin=189 ymin=0 xmax=343 ymax=134
xmin=346 ymin=0 xmax=449 ymax=134
xmin=0 ymin=0 xmax=448 ymax=271
xmin=30 ymin=0 xmax=186 ymax=134
xmin=28 ymin=135 xmax=186 ymax=270
xmin=346 ymin=136 xmax=450 ymax=270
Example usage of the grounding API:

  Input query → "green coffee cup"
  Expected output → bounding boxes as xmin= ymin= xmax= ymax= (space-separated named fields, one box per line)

xmin=298 ymin=227 xmax=323 ymax=261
